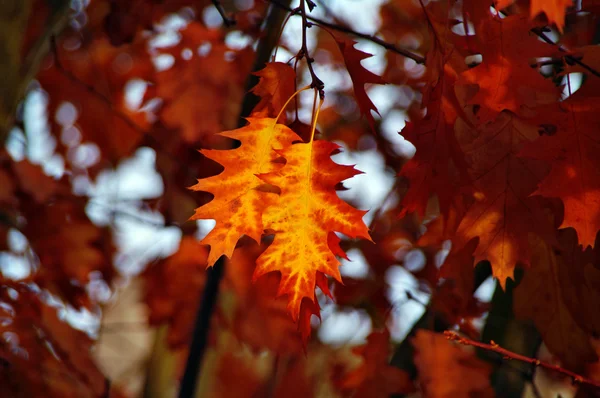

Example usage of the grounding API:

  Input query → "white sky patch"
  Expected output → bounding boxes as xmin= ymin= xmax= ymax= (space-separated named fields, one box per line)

xmin=24 ymin=88 xmax=57 ymax=165
xmin=385 ymin=265 xmax=429 ymax=341
xmin=124 ymin=79 xmax=148 ymax=111
xmin=0 ymin=253 xmax=31 ymax=280
xmin=324 ymin=0 xmax=387 ymax=31
xmin=383 ymin=110 xmax=416 ymax=158
xmin=82 ymin=147 xmax=181 ymax=276
xmin=332 ymin=146 xmax=395 ymax=223
xmin=152 ymin=54 xmax=175 ymax=72
xmin=203 ymin=5 xmax=225 ymax=28
xmin=318 ymin=308 xmax=372 ymax=345
xmin=369 ymin=85 xmax=405 ymax=115
xmin=196 ymin=220 xmax=217 ymax=240
xmin=352 ymin=39 xmax=386 ymax=76
xmin=403 ymin=249 xmax=426 ymax=272
xmin=340 ymin=247 xmax=370 ymax=278
xmin=474 ymin=275 xmax=496 ymax=303
xmin=561 ymin=72 xmax=583 ymax=99
xmin=225 ymin=31 xmax=254 ymax=50
xmin=5 ymin=127 xmax=26 ymax=161
xmin=113 ymin=217 xmax=182 ymax=276
xmin=88 ymin=147 xmax=164 ymax=202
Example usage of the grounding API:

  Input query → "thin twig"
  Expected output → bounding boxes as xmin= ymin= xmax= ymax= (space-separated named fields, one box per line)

xmin=497 ymin=8 xmax=600 ymax=79
xmin=211 ymin=0 xmax=236 ymax=27
xmin=444 ymin=331 xmax=600 ymax=390
xmin=299 ymin=0 xmax=324 ymax=98
xmin=532 ymin=28 xmax=600 ymax=78
xmin=267 ymin=0 xmax=426 ymax=65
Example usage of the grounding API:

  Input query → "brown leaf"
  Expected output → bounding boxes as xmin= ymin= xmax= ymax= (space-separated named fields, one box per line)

xmin=514 ymin=230 xmax=598 ymax=371
xmin=412 ymin=330 xmax=494 ymax=398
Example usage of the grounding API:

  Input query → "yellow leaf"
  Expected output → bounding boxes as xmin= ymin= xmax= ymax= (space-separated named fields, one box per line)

xmin=190 ymin=117 xmax=298 ymax=265
xmin=255 ymin=140 xmax=371 ymax=320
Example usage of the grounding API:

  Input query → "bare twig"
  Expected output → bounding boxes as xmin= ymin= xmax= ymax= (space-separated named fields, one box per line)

xmin=532 ymin=28 xmax=600 ymax=78
xmin=267 ymin=0 xmax=426 ymax=65
xmin=211 ymin=0 xmax=236 ymax=27
xmin=444 ymin=331 xmax=600 ymax=390
xmin=298 ymin=0 xmax=324 ymax=98
xmin=497 ymin=8 xmax=600 ymax=79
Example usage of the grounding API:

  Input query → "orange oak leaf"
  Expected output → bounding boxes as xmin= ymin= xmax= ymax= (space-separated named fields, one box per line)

xmin=412 ymin=330 xmax=495 ymax=398
xmin=514 ymin=231 xmax=598 ymax=371
xmin=453 ymin=111 xmax=552 ymax=286
xmin=531 ymin=0 xmax=573 ymax=31
xmin=255 ymin=139 xmax=371 ymax=321
xmin=495 ymin=0 xmax=573 ymax=31
xmin=250 ymin=62 xmax=296 ymax=119
xmin=338 ymin=329 xmax=414 ymax=397
xmin=189 ymin=117 xmax=299 ymax=265
xmin=399 ymin=2 xmax=473 ymax=217
xmin=329 ymin=32 xmax=386 ymax=130
xmin=520 ymin=98 xmax=600 ymax=248
xmin=457 ymin=13 xmax=559 ymax=123
xmin=399 ymin=57 xmax=469 ymax=218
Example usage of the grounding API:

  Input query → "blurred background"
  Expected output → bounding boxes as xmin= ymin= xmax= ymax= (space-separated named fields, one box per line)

xmin=0 ymin=0 xmax=562 ymax=397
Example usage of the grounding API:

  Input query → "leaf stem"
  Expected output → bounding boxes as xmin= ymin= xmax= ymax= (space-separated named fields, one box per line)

xmin=309 ymin=95 xmax=324 ymax=143
xmin=298 ymin=0 xmax=324 ymax=99
xmin=276 ymin=85 xmax=311 ymax=123
xmin=444 ymin=331 xmax=600 ymax=390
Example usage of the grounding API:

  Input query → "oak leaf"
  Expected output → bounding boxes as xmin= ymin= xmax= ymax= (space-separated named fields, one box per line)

xmin=329 ymin=32 xmax=386 ymax=130
xmin=399 ymin=57 xmax=469 ymax=217
xmin=520 ymin=98 xmax=600 ymax=248
xmin=250 ymin=62 xmax=296 ymax=119
xmin=189 ymin=117 xmax=299 ymax=265
xmin=514 ymin=231 xmax=598 ymax=371
xmin=495 ymin=0 xmax=573 ymax=31
xmin=453 ymin=111 xmax=552 ymax=286
xmin=255 ymin=139 xmax=371 ymax=321
xmin=457 ymin=13 xmax=559 ymax=123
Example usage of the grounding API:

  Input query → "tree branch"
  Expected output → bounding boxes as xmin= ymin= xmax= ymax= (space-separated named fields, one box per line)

xmin=532 ymin=28 xmax=600 ymax=78
xmin=211 ymin=0 xmax=236 ymax=27
xmin=177 ymin=2 xmax=293 ymax=397
xmin=445 ymin=331 xmax=600 ymax=390
xmin=267 ymin=0 xmax=426 ymax=65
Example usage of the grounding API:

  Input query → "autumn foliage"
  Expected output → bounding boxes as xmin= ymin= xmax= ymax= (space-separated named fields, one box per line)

xmin=5 ymin=0 xmax=600 ymax=397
